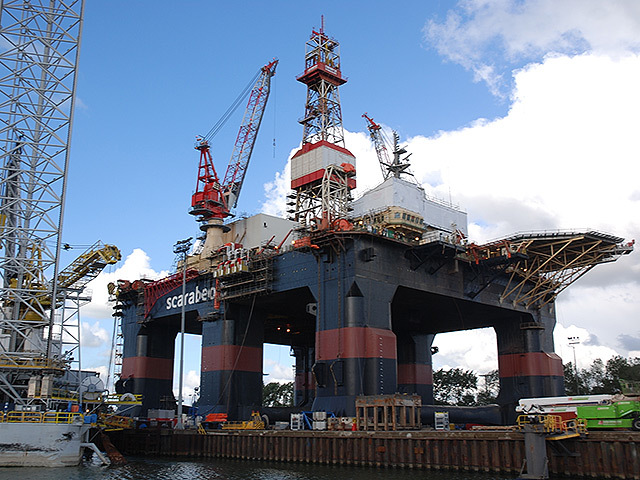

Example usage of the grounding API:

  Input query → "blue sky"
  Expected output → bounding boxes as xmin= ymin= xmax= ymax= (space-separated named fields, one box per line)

xmin=63 ymin=1 xmax=640 ymax=399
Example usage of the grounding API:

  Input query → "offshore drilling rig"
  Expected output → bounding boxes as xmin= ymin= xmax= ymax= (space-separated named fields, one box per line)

xmin=0 ymin=1 xmax=121 ymax=408
xmin=112 ymin=23 xmax=634 ymax=423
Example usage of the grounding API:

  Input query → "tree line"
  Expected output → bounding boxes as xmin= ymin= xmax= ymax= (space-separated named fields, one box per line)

xmin=435 ymin=356 xmax=640 ymax=406
xmin=262 ymin=356 xmax=640 ymax=407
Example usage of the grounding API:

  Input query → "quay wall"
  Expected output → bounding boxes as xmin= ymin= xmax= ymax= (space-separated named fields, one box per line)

xmin=108 ymin=429 xmax=640 ymax=479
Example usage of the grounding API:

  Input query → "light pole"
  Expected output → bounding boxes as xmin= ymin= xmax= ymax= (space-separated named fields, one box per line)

xmin=568 ymin=336 xmax=580 ymax=394
xmin=174 ymin=237 xmax=192 ymax=429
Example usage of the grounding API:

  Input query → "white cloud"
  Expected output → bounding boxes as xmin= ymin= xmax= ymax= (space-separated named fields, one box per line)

xmin=173 ymin=369 xmax=201 ymax=404
xmin=261 ymin=147 xmax=295 ymax=217
xmin=264 ymin=357 xmax=294 ymax=384
xmin=81 ymin=320 xmax=110 ymax=348
xmin=81 ymin=248 xmax=169 ymax=320
xmin=407 ymin=53 xmax=640 ymax=245
xmin=432 ymin=328 xmax=498 ymax=374
xmin=424 ymin=0 xmax=640 ymax=94
xmin=553 ymin=323 xmax=619 ymax=369
xmin=557 ymin=284 xmax=640 ymax=358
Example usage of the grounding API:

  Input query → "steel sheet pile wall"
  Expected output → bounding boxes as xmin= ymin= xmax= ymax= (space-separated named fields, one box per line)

xmin=109 ymin=429 xmax=640 ymax=479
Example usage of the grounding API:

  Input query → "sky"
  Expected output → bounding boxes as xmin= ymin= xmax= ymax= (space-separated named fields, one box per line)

xmin=59 ymin=0 xmax=640 ymax=401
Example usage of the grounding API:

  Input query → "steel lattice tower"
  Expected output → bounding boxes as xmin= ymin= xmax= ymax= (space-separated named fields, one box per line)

xmin=0 ymin=0 xmax=84 ymax=400
xmin=289 ymin=23 xmax=356 ymax=229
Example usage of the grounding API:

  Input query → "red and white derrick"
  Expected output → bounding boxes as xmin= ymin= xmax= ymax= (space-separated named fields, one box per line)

xmin=289 ymin=23 xmax=356 ymax=230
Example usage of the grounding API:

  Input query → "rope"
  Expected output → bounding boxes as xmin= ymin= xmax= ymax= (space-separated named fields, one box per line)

xmin=272 ymin=73 xmax=277 ymax=159
xmin=203 ymin=69 xmax=261 ymax=143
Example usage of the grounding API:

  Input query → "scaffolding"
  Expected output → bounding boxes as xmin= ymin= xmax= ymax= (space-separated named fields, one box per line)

xmin=217 ymin=253 xmax=273 ymax=301
xmin=0 ymin=0 xmax=85 ymax=404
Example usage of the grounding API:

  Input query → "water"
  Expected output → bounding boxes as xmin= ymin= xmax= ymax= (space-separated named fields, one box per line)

xmin=0 ymin=456 xmax=513 ymax=480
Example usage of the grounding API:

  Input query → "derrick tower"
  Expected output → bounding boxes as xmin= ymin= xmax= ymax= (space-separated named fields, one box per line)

xmin=289 ymin=22 xmax=356 ymax=229
xmin=0 ymin=0 xmax=85 ymax=402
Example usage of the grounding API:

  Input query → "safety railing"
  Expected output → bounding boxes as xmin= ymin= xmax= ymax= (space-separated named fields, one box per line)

xmin=517 ymin=414 xmax=564 ymax=433
xmin=0 ymin=410 xmax=84 ymax=424
xmin=517 ymin=414 xmax=589 ymax=436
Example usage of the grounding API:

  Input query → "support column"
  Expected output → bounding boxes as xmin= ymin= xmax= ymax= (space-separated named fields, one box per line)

xmin=312 ymin=277 xmax=397 ymax=416
xmin=397 ymin=333 xmax=435 ymax=404
xmin=120 ymin=323 xmax=177 ymax=414
xmin=292 ymin=346 xmax=315 ymax=408
xmin=495 ymin=310 xmax=564 ymax=423
xmin=199 ymin=303 xmax=264 ymax=420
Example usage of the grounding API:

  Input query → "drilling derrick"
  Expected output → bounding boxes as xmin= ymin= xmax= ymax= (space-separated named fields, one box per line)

xmin=191 ymin=60 xmax=277 ymax=255
xmin=290 ymin=23 xmax=356 ymax=229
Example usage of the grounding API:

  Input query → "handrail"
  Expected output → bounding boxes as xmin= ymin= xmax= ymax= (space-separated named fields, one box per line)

xmin=0 ymin=410 xmax=84 ymax=424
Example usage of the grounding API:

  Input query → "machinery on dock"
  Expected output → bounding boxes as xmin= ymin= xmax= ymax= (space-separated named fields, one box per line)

xmin=518 ymin=394 xmax=640 ymax=430
xmin=576 ymin=397 xmax=640 ymax=430
xmin=221 ymin=411 xmax=265 ymax=430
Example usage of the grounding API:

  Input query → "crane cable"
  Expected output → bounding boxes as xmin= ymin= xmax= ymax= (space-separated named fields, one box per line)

xmin=202 ymin=69 xmax=262 ymax=143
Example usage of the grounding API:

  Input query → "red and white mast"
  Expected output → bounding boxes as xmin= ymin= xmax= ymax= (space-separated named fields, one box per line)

xmin=289 ymin=21 xmax=356 ymax=230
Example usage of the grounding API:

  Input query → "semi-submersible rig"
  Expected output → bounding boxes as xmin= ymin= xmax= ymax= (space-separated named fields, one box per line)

xmin=112 ymin=24 xmax=634 ymax=424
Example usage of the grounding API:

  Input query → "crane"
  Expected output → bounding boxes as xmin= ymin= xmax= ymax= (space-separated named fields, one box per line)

xmin=362 ymin=113 xmax=411 ymax=180
xmin=190 ymin=60 xmax=278 ymax=223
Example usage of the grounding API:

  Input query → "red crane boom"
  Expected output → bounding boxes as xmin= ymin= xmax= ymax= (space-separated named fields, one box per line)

xmin=362 ymin=112 xmax=391 ymax=180
xmin=191 ymin=60 xmax=278 ymax=221
xmin=362 ymin=112 xmax=411 ymax=180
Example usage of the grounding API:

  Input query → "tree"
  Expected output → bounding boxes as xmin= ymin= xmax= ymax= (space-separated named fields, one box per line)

xmin=563 ymin=356 xmax=640 ymax=395
xmin=477 ymin=370 xmax=499 ymax=405
xmin=262 ymin=382 xmax=294 ymax=407
xmin=563 ymin=361 xmax=589 ymax=395
xmin=434 ymin=368 xmax=478 ymax=405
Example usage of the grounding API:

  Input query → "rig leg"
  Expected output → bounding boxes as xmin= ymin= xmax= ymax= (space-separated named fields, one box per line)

xmin=121 ymin=324 xmax=177 ymax=413
xmin=312 ymin=279 xmax=397 ymax=416
xmin=496 ymin=311 xmax=564 ymax=423
xmin=292 ymin=345 xmax=315 ymax=408
xmin=397 ymin=333 xmax=435 ymax=404
xmin=199 ymin=303 xmax=264 ymax=420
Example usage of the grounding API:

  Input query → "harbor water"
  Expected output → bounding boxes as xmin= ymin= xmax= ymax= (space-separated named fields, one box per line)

xmin=0 ymin=456 xmax=511 ymax=480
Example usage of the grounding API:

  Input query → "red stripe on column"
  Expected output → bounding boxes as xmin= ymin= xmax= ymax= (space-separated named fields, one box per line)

xmin=398 ymin=363 xmax=433 ymax=385
xmin=316 ymin=327 xmax=397 ymax=360
xmin=121 ymin=357 xmax=173 ymax=380
xmin=498 ymin=352 xmax=563 ymax=377
xmin=202 ymin=345 xmax=262 ymax=373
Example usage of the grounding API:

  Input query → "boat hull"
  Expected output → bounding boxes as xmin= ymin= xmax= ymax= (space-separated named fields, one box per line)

xmin=0 ymin=422 xmax=89 ymax=467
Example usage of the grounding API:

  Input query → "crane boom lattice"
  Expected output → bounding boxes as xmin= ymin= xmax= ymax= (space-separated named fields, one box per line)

xmin=362 ymin=113 xmax=412 ymax=181
xmin=190 ymin=60 xmax=278 ymax=223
